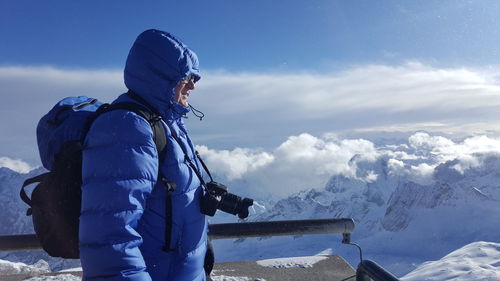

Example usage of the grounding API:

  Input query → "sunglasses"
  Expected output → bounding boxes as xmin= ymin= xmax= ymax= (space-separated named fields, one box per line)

xmin=180 ymin=74 xmax=196 ymax=84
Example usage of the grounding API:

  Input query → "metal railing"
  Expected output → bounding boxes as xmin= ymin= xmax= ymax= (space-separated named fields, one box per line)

xmin=0 ymin=218 xmax=355 ymax=252
xmin=0 ymin=218 xmax=400 ymax=281
xmin=209 ymin=218 xmax=355 ymax=240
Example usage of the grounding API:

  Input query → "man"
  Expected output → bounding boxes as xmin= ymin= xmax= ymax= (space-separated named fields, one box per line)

xmin=80 ymin=29 xmax=208 ymax=281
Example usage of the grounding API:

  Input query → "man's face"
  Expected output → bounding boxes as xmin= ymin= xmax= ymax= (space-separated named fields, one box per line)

xmin=173 ymin=77 xmax=196 ymax=107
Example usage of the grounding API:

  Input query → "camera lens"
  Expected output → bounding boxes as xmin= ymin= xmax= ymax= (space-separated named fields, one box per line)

xmin=218 ymin=193 xmax=254 ymax=219
xmin=218 ymin=193 xmax=240 ymax=215
xmin=237 ymin=198 xmax=254 ymax=219
xmin=200 ymin=181 xmax=254 ymax=218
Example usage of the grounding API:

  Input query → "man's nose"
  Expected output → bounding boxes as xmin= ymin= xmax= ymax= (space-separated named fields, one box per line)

xmin=186 ymin=80 xmax=196 ymax=90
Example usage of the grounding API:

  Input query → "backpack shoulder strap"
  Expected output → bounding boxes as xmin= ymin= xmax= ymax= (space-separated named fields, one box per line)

xmin=100 ymin=98 xmax=177 ymax=252
xmin=98 ymin=102 xmax=167 ymax=158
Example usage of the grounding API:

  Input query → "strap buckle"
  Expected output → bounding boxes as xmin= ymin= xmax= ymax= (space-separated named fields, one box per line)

xmin=161 ymin=178 xmax=176 ymax=192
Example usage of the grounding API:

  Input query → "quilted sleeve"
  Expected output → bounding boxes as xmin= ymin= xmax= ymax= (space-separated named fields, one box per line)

xmin=80 ymin=110 xmax=158 ymax=281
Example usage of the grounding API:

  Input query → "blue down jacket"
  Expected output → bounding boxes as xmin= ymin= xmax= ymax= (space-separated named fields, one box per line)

xmin=80 ymin=29 xmax=207 ymax=281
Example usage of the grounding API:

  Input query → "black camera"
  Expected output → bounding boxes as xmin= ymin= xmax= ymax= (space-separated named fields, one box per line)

xmin=200 ymin=181 xmax=254 ymax=219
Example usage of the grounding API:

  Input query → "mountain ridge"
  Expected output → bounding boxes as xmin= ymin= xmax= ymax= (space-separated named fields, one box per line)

xmin=1 ymin=147 xmax=499 ymax=276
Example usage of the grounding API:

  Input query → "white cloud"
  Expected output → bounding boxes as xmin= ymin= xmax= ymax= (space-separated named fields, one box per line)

xmin=409 ymin=163 xmax=436 ymax=185
xmin=195 ymin=145 xmax=274 ymax=180
xmin=273 ymin=134 xmax=378 ymax=178
xmin=409 ymin=132 xmax=456 ymax=152
xmin=198 ymin=133 xmax=379 ymax=198
xmin=0 ymin=65 xmax=122 ymax=90
xmin=387 ymin=158 xmax=405 ymax=175
xmin=0 ymin=157 xmax=34 ymax=173
xmin=408 ymin=132 xmax=500 ymax=173
xmin=364 ymin=170 xmax=379 ymax=183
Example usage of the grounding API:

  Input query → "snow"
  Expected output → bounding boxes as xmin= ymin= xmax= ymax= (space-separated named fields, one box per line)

xmin=0 ymin=257 xmax=80 ymax=280
xmin=58 ymin=267 xmax=82 ymax=272
xmin=256 ymin=255 xmax=328 ymax=268
xmin=401 ymin=241 xmax=500 ymax=281
xmin=0 ymin=259 xmax=49 ymax=275
xmin=1 ymin=242 xmax=498 ymax=280
xmin=0 ymin=234 xmax=496 ymax=280
xmin=211 ymin=276 xmax=266 ymax=281
xmin=24 ymin=274 xmax=81 ymax=281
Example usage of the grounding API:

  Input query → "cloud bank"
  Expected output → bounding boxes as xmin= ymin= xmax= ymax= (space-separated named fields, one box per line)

xmin=198 ymin=132 xmax=500 ymax=199
xmin=197 ymin=62 xmax=500 ymax=118
xmin=2 ymin=62 xmax=500 ymax=164
xmin=0 ymin=157 xmax=34 ymax=174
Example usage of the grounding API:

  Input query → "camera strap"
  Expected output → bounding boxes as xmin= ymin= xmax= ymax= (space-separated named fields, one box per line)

xmin=195 ymin=151 xmax=214 ymax=182
xmin=163 ymin=122 xmax=213 ymax=187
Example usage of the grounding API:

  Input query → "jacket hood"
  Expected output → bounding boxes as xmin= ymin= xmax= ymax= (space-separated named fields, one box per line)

xmin=124 ymin=29 xmax=201 ymax=119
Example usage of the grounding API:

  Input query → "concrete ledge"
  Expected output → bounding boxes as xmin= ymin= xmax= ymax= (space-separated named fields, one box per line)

xmin=0 ymin=255 xmax=355 ymax=281
xmin=210 ymin=255 xmax=356 ymax=281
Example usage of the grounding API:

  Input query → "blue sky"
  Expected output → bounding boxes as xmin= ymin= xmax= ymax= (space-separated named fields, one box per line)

xmin=2 ymin=0 xmax=500 ymax=170
xmin=2 ymin=1 xmax=500 ymax=71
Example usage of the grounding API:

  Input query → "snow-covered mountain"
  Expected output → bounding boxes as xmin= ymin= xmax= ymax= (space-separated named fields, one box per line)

xmin=1 ymin=133 xmax=500 ymax=279
xmin=211 ymin=135 xmax=500 ymax=277
xmin=0 ymin=167 xmax=81 ymax=271
xmin=0 ymin=167 xmax=43 ymax=235
xmin=401 ymin=241 xmax=500 ymax=281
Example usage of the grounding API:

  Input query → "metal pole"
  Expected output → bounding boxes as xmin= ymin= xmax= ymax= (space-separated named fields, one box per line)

xmin=208 ymin=218 xmax=355 ymax=240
